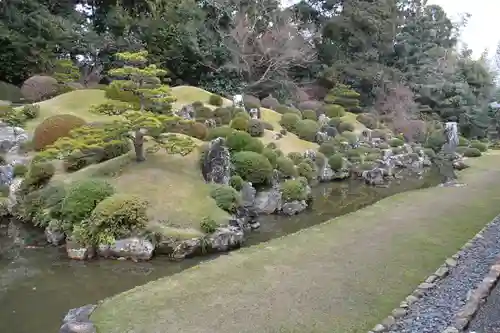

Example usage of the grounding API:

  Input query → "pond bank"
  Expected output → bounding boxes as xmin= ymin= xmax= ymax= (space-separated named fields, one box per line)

xmin=91 ymin=152 xmax=500 ymax=333
xmin=0 ymin=170 xmax=439 ymax=333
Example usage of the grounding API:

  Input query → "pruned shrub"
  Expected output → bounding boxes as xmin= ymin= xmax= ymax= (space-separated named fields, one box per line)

xmin=230 ymin=117 xmax=249 ymax=131
xmin=463 ymin=147 xmax=482 ymax=157
xmin=13 ymin=164 xmax=28 ymax=178
xmin=389 ymin=138 xmax=404 ymax=147
xmin=206 ymin=126 xmax=234 ymax=140
xmin=276 ymin=156 xmax=298 ymax=178
xmin=232 ymin=151 xmax=273 ymax=185
xmin=470 ymin=141 xmax=487 ymax=152
xmin=192 ymin=101 xmax=204 ymax=109
xmin=33 ymin=114 xmax=86 ymax=151
xmin=392 ymin=147 xmax=403 ymax=155
xmin=189 ymin=122 xmax=208 ymax=140
xmin=226 ymin=130 xmax=263 ymax=153
xmin=280 ymin=179 xmax=308 ymax=202
xmin=297 ymin=161 xmax=315 ymax=181
xmin=262 ymin=148 xmax=278 ymax=168
xmin=73 ymin=194 xmax=148 ymax=245
xmin=328 ymin=154 xmax=344 ymax=170
xmin=328 ymin=117 xmax=342 ymax=128
xmin=287 ymin=152 xmax=303 ymax=165
xmin=279 ymin=113 xmax=301 ymax=132
xmin=424 ymin=131 xmax=445 ymax=151
xmin=20 ymin=162 xmax=55 ymax=194
xmin=284 ymin=108 xmax=302 ymax=118
xmin=209 ymin=184 xmax=241 ymax=213
xmin=89 ymin=101 xmax=131 ymax=116
xmin=209 ymin=94 xmax=224 ymax=106
xmin=229 ymin=175 xmax=245 ymax=191
xmin=423 ymin=148 xmax=436 ymax=159
xmin=338 ymin=121 xmax=355 ymax=133
xmin=341 ymin=131 xmax=358 ymax=145
xmin=458 ymin=136 xmax=469 ymax=147
xmin=319 ymin=142 xmax=338 ymax=156
xmin=60 ymin=179 xmax=115 ymax=230
xmin=261 ymin=96 xmax=280 ymax=110
xmin=261 ymin=121 xmax=274 ymax=131
xmin=248 ymin=119 xmax=264 ymax=137
xmin=296 ymin=119 xmax=319 ymax=142
xmin=21 ymin=75 xmax=59 ymax=102
xmin=298 ymin=100 xmax=322 ymax=111
xmin=322 ymin=104 xmax=346 ymax=118
xmin=243 ymin=95 xmax=261 ymax=109
xmin=22 ymin=104 xmax=40 ymax=120
xmin=213 ymin=107 xmax=232 ymax=125
xmin=200 ymin=216 xmax=218 ymax=234
xmin=371 ymin=129 xmax=389 ymax=140
xmin=356 ymin=113 xmax=377 ymax=129
xmin=276 ymin=105 xmax=292 ymax=114
xmin=195 ymin=106 xmax=214 ymax=120
xmin=302 ymin=110 xmax=317 ymax=121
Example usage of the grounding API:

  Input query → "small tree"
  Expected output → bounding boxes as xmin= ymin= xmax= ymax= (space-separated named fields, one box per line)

xmin=102 ymin=51 xmax=196 ymax=162
xmin=52 ymin=59 xmax=81 ymax=83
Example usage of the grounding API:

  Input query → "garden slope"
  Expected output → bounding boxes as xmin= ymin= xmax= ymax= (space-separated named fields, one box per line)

xmin=92 ymin=152 xmax=500 ymax=333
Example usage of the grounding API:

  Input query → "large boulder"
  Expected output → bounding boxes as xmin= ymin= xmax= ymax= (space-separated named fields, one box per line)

xmin=281 ymin=200 xmax=308 ymax=216
xmin=60 ymin=304 xmax=97 ymax=333
xmin=201 ymin=137 xmax=231 ymax=185
xmin=171 ymin=238 xmax=202 ymax=260
xmin=254 ymin=188 xmax=282 ymax=214
xmin=63 ymin=305 xmax=96 ymax=324
xmin=240 ymin=182 xmax=256 ymax=208
xmin=98 ymin=237 xmax=154 ymax=261
xmin=66 ymin=240 xmax=95 ymax=260
xmin=45 ymin=226 xmax=65 ymax=245
xmin=208 ymin=226 xmax=244 ymax=252
xmin=59 ymin=321 xmax=96 ymax=333
xmin=362 ymin=167 xmax=387 ymax=186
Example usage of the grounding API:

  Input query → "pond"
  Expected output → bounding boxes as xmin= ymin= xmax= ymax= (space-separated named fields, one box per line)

xmin=0 ymin=169 xmax=441 ymax=333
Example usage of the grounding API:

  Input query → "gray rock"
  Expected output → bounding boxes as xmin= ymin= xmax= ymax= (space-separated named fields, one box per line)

xmin=7 ymin=177 xmax=23 ymax=213
xmin=59 ymin=321 xmax=96 ymax=333
xmin=281 ymin=200 xmax=308 ymax=216
xmin=201 ymin=137 xmax=231 ymax=185
xmin=45 ymin=226 xmax=65 ymax=245
xmin=240 ymin=182 xmax=256 ymax=208
xmin=362 ymin=167 xmax=387 ymax=186
xmin=172 ymin=238 xmax=201 ymax=260
xmin=63 ymin=304 xmax=96 ymax=323
xmin=208 ymin=226 xmax=244 ymax=252
xmin=176 ymin=104 xmax=194 ymax=120
xmin=255 ymin=188 xmax=282 ymax=214
xmin=98 ymin=237 xmax=154 ymax=261
xmin=66 ymin=240 xmax=95 ymax=260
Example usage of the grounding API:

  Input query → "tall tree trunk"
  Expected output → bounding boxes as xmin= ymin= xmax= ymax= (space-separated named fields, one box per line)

xmin=134 ymin=130 xmax=146 ymax=162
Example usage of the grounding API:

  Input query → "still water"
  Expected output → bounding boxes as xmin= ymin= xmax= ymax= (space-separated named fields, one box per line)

xmin=0 ymin=170 xmax=440 ymax=333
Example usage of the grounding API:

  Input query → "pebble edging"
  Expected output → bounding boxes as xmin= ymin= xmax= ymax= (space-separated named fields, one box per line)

xmin=368 ymin=222 xmax=500 ymax=333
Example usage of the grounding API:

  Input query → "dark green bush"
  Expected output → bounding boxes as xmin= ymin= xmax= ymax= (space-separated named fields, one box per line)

xmin=188 ymin=122 xmax=208 ymax=140
xmin=341 ymin=131 xmax=358 ymax=145
xmin=328 ymin=154 xmax=344 ymax=170
xmin=279 ymin=113 xmax=301 ymax=132
xmin=280 ymin=179 xmax=308 ymax=202
xmin=284 ymin=109 xmax=302 ymax=118
xmin=243 ymin=137 xmax=264 ymax=154
xmin=230 ymin=117 xmax=249 ymax=131
xmin=463 ymin=147 xmax=482 ymax=157
xmin=297 ymin=161 xmax=315 ymax=181
xmin=356 ymin=113 xmax=377 ymax=129
xmin=243 ymin=95 xmax=261 ymax=109
xmin=229 ymin=175 xmax=245 ymax=191
xmin=456 ymin=146 xmax=467 ymax=154
xmin=287 ymin=152 xmax=304 ymax=165
xmin=276 ymin=156 xmax=298 ymax=178
xmin=470 ymin=141 xmax=487 ymax=152
xmin=338 ymin=121 xmax=355 ymax=133
xmin=378 ymin=142 xmax=390 ymax=149
xmin=60 ymin=179 xmax=115 ymax=229
xmin=200 ymin=216 xmax=218 ymax=234
xmin=73 ymin=194 xmax=148 ymax=245
xmin=13 ymin=164 xmax=28 ymax=178
xmin=209 ymin=94 xmax=224 ymax=106
xmin=322 ymin=104 xmax=346 ymax=118
xmin=315 ymin=152 xmax=327 ymax=168
xmin=298 ymin=100 xmax=322 ymax=111
xmin=226 ymin=131 xmax=254 ymax=152
xmin=302 ymin=110 xmax=317 ymax=121
xmin=261 ymin=96 xmax=280 ymax=110
xmin=424 ymin=131 xmax=445 ymax=151
xmin=209 ymin=184 xmax=241 ymax=212
xmin=319 ymin=141 xmax=338 ymax=156
xmin=248 ymin=119 xmax=264 ymax=137
xmin=233 ymin=110 xmax=250 ymax=120
xmin=195 ymin=106 xmax=214 ymax=120
xmin=296 ymin=119 xmax=320 ymax=142
xmin=232 ymin=151 xmax=273 ymax=185
xmin=89 ymin=101 xmax=131 ymax=116
xmin=20 ymin=162 xmax=55 ymax=194
xmin=192 ymin=101 xmax=204 ymax=109
xmin=213 ymin=107 xmax=233 ymax=125
xmin=392 ymin=147 xmax=403 ymax=155
xmin=328 ymin=117 xmax=342 ymax=128
xmin=389 ymin=138 xmax=404 ymax=147
xmin=206 ymin=126 xmax=234 ymax=140
xmin=22 ymin=104 xmax=40 ymax=119
xmin=262 ymin=148 xmax=278 ymax=168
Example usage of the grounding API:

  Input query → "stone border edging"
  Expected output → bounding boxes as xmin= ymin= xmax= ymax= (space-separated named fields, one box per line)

xmin=368 ymin=220 xmax=500 ymax=333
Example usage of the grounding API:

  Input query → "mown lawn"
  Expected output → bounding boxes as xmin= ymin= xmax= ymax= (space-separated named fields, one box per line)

xmin=92 ymin=152 xmax=500 ymax=333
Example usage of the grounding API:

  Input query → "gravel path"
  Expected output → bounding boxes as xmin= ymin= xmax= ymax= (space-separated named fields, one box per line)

xmin=388 ymin=216 xmax=500 ymax=333
xmin=467 ymin=279 xmax=500 ymax=332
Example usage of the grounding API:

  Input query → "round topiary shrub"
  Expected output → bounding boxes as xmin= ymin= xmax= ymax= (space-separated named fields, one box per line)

xmin=195 ymin=106 xmax=214 ymax=120
xmin=470 ymin=141 xmax=487 ymax=152
xmin=232 ymin=151 xmax=273 ymax=185
xmin=21 ymin=75 xmax=59 ymax=102
xmin=33 ymin=114 xmax=86 ymax=151
xmin=230 ymin=117 xmax=249 ymax=131
xmin=226 ymin=130 xmax=253 ymax=152
xmin=280 ymin=113 xmax=301 ymax=132
xmin=275 ymin=105 xmax=292 ymax=114
xmin=338 ymin=121 xmax=355 ymax=133
xmin=214 ymin=107 xmax=233 ymax=125
xmin=60 ymin=179 xmax=115 ymax=230
xmin=458 ymin=136 xmax=469 ymax=147
xmin=73 ymin=194 xmax=148 ymax=245
xmin=243 ymin=95 xmax=261 ymax=109
xmin=463 ymin=147 xmax=482 ymax=157
xmin=328 ymin=154 xmax=344 ymax=170
xmin=296 ymin=119 xmax=320 ymax=142
xmin=280 ymin=179 xmax=308 ymax=202
xmin=297 ymin=161 xmax=315 ymax=181
xmin=262 ymin=148 xmax=278 ymax=167
xmin=188 ymin=122 xmax=208 ymax=140
xmin=13 ymin=164 xmax=28 ymax=178
xmin=314 ymin=151 xmax=327 ymax=168
xmin=287 ymin=152 xmax=303 ymax=165
xmin=328 ymin=117 xmax=342 ymax=128
xmin=298 ymin=100 xmax=322 ymax=111
xmin=319 ymin=141 xmax=337 ymax=156
xmin=22 ymin=104 xmax=40 ymax=120
xmin=209 ymin=94 xmax=224 ymax=106
xmin=206 ymin=126 xmax=234 ymax=140
xmin=389 ymin=138 xmax=404 ymax=147
xmin=424 ymin=131 xmax=445 ymax=151
xmin=229 ymin=175 xmax=245 ymax=191
xmin=341 ymin=131 xmax=358 ymax=145
xmin=356 ymin=113 xmax=377 ymax=129
xmin=456 ymin=146 xmax=467 ymax=155
xmin=322 ymin=104 xmax=346 ymax=118
xmin=302 ymin=110 xmax=317 ymax=121
xmin=200 ymin=216 xmax=218 ymax=234
xmin=248 ymin=119 xmax=265 ymax=137
xmin=276 ymin=156 xmax=298 ymax=178
xmin=261 ymin=96 xmax=280 ymax=110
xmin=209 ymin=184 xmax=241 ymax=213
xmin=284 ymin=109 xmax=302 ymax=118
xmin=20 ymin=162 xmax=55 ymax=194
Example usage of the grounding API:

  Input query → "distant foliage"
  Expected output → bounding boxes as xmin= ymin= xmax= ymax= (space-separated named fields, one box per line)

xmin=32 ymin=114 xmax=87 ymax=151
